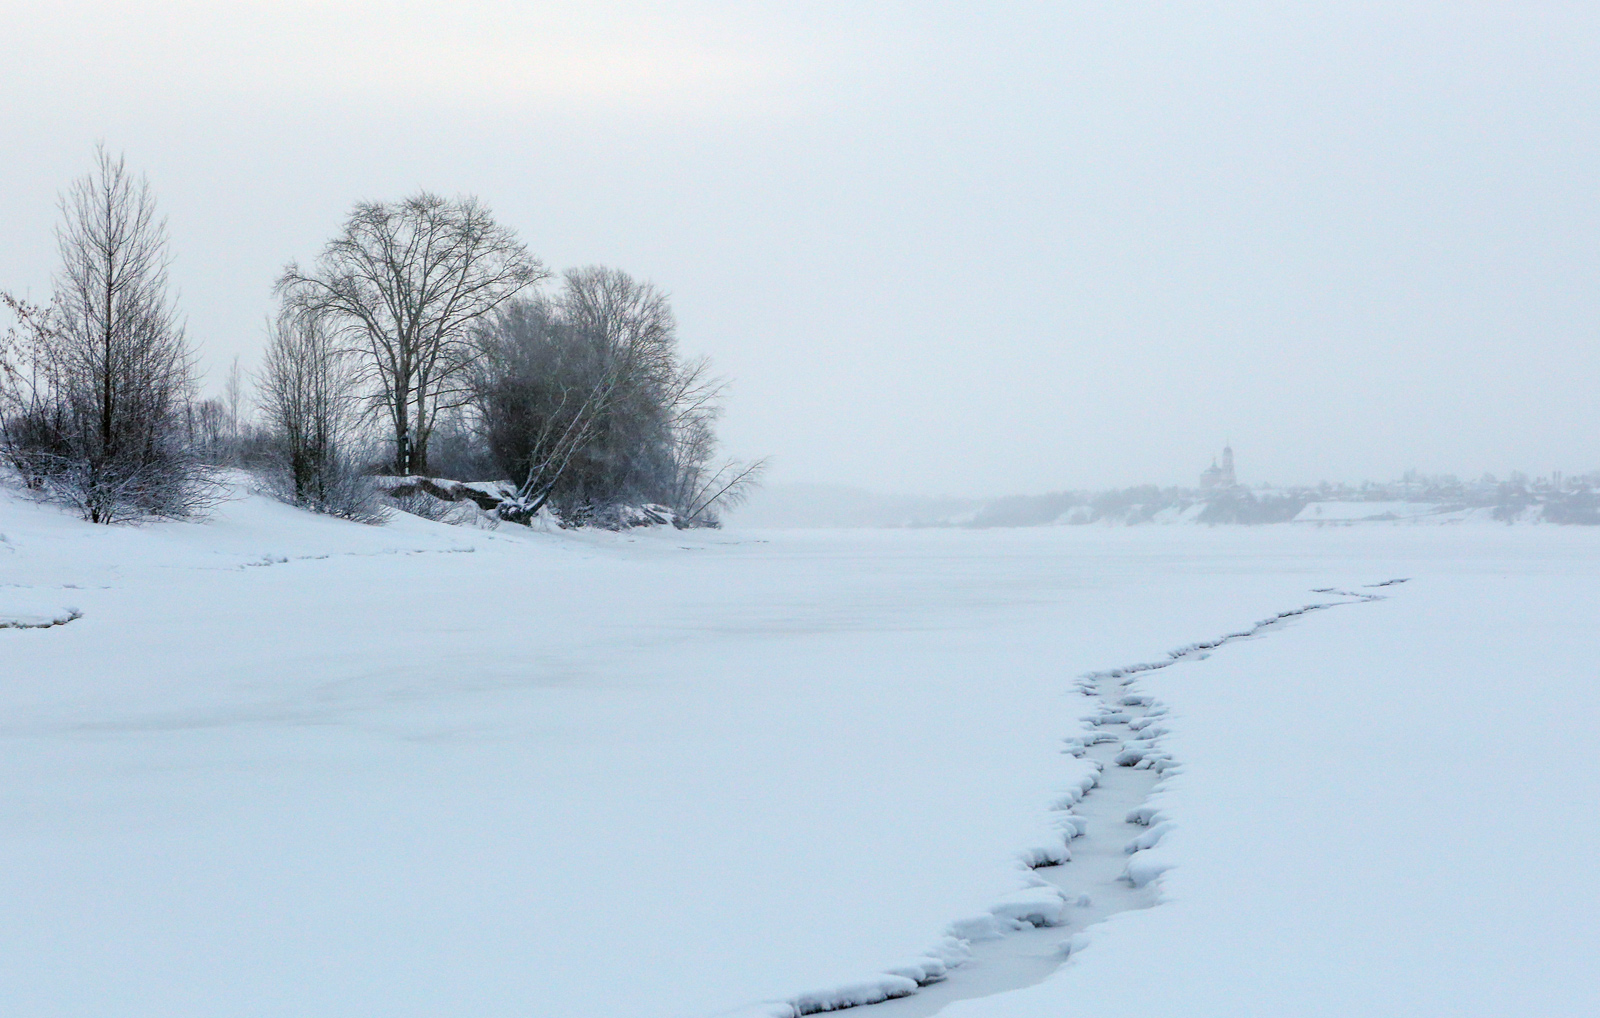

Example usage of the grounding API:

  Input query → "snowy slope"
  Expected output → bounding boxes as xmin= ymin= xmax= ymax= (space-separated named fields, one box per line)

xmin=3 ymin=485 xmax=1597 ymax=1016
xmin=1289 ymin=499 xmax=1503 ymax=523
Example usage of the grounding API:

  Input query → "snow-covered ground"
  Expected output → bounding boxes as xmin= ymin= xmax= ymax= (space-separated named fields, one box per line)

xmin=2 ymin=484 xmax=1596 ymax=1016
xmin=1292 ymin=500 xmax=1486 ymax=522
xmin=942 ymin=535 xmax=1600 ymax=1017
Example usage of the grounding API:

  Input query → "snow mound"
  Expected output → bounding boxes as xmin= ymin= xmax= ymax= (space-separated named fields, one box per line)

xmin=0 ymin=606 xmax=82 ymax=629
xmin=0 ymin=583 xmax=85 ymax=629
xmin=1121 ymin=850 xmax=1174 ymax=889
xmin=988 ymin=885 xmax=1070 ymax=928
xmin=790 ymin=975 xmax=920 ymax=1013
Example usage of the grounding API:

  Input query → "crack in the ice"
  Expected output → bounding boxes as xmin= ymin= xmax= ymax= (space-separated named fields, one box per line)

xmin=0 ymin=608 xmax=83 ymax=630
xmin=749 ymin=580 xmax=1403 ymax=1018
xmin=227 ymin=546 xmax=478 ymax=571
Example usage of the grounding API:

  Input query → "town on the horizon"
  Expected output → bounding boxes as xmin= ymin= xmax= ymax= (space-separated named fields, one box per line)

xmin=969 ymin=444 xmax=1600 ymax=527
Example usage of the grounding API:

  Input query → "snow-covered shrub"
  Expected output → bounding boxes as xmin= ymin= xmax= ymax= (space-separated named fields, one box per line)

xmin=257 ymin=451 xmax=386 ymax=524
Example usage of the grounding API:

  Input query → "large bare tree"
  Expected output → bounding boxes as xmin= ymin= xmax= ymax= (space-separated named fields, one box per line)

xmin=277 ymin=193 xmax=544 ymax=476
xmin=470 ymin=296 xmax=616 ymax=521
xmin=470 ymin=267 xmax=764 ymax=526
xmin=0 ymin=147 xmax=204 ymax=522
xmin=549 ymin=267 xmax=679 ymax=507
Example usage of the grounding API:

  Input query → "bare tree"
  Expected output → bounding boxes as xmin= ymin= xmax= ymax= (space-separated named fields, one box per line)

xmin=0 ymin=293 xmax=63 ymax=491
xmin=659 ymin=355 xmax=765 ymax=525
xmin=546 ymin=267 xmax=681 ymax=512
xmin=560 ymin=270 xmax=765 ymax=525
xmin=470 ymin=297 xmax=618 ymax=522
xmin=277 ymin=193 xmax=545 ymax=476
xmin=188 ymin=397 xmax=228 ymax=462
xmin=673 ymin=453 xmax=768 ymax=525
xmin=558 ymin=266 xmax=678 ymax=382
xmin=469 ymin=268 xmax=764 ymax=526
xmin=256 ymin=298 xmax=380 ymax=521
xmin=223 ymin=354 xmax=244 ymax=441
xmin=0 ymin=147 xmax=208 ymax=522
xmin=0 ymin=294 xmax=30 ymax=394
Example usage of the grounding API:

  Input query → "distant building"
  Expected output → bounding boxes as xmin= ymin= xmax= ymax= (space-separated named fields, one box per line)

xmin=1200 ymin=444 xmax=1237 ymax=490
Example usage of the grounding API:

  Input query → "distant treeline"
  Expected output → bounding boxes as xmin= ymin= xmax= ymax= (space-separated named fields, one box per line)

xmin=1 ymin=148 xmax=761 ymax=527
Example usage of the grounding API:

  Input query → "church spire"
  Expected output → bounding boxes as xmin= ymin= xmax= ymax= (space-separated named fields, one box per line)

xmin=1201 ymin=442 xmax=1238 ymax=489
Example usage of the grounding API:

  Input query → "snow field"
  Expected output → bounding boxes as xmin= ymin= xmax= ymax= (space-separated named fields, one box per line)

xmin=4 ymin=485 xmax=1597 ymax=1016
xmin=941 ymin=540 xmax=1600 ymax=1017
xmin=867 ymin=666 xmax=1168 ymax=1017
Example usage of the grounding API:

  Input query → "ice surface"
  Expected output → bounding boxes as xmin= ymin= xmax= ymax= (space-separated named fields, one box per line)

xmin=940 ymin=531 xmax=1600 ymax=1018
xmin=3 ymin=484 xmax=1597 ymax=1016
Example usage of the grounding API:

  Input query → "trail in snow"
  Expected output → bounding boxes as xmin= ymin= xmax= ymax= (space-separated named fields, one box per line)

xmin=779 ymin=583 xmax=1399 ymax=1018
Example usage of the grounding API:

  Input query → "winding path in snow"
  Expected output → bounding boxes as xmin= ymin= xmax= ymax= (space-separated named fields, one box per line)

xmin=777 ymin=582 xmax=1402 ymax=1018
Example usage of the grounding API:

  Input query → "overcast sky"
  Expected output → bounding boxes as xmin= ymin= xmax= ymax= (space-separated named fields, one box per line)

xmin=3 ymin=2 xmax=1597 ymax=494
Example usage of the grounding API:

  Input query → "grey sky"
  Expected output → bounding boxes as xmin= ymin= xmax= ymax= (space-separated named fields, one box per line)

xmin=3 ymin=2 xmax=1597 ymax=494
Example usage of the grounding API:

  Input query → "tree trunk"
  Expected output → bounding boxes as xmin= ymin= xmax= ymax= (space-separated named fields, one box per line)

xmin=393 ymin=400 xmax=410 ymax=475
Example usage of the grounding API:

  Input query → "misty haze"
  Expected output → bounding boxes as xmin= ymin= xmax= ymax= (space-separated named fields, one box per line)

xmin=2 ymin=5 xmax=1596 ymax=1018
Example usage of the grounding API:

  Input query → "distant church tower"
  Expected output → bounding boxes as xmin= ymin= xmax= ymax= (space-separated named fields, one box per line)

xmin=1200 ymin=443 xmax=1237 ymax=490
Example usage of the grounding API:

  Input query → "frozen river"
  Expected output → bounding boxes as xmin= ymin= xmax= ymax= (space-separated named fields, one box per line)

xmin=3 ymin=489 xmax=1597 ymax=1016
